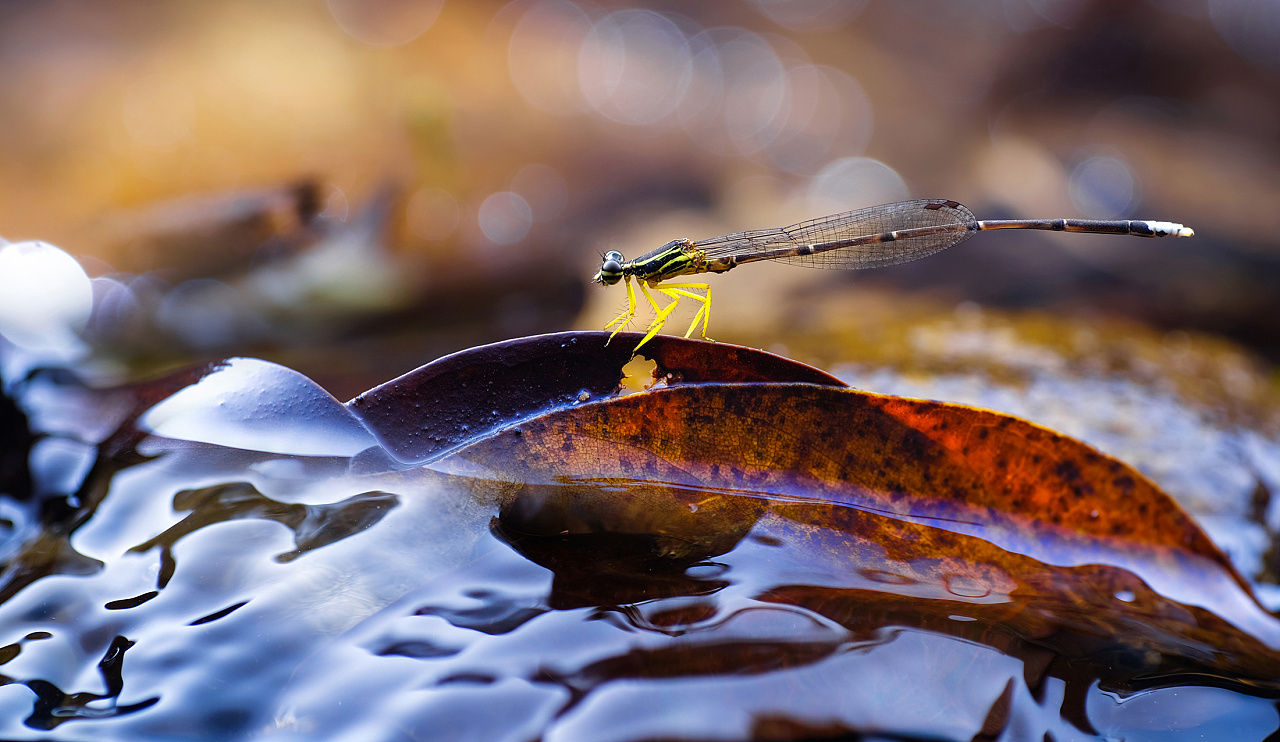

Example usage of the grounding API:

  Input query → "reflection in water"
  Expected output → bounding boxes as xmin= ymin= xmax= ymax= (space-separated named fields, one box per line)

xmin=0 ymin=241 xmax=93 ymax=377
xmin=0 ymin=379 xmax=1278 ymax=739
xmin=18 ymin=635 xmax=159 ymax=730
xmin=127 ymin=482 xmax=399 ymax=581
xmin=273 ymin=498 xmax=1280 ymax=741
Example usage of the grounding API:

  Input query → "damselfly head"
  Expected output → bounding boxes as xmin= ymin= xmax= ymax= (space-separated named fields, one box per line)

xmin=594 ymin=250 xmax=624 ymax=285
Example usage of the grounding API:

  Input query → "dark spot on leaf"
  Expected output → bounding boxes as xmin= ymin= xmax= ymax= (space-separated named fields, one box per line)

xmin=1055 ymin=460 xmax=1082 ymax=482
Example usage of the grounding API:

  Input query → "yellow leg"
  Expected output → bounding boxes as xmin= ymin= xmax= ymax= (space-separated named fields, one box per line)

xmin=604 ymin=276 xmax=638 ymax=345
xmin=605 ymin=278 xmax=712 ymax=351
xmin=654 ymin=283 xmax=711 ymax=340
xmin=634 ymin=281 xmax=679 ymax=350
xmin=632 ymin=282 xmax=713 ymax=351
xmin=638 ymin=280 xmax=665 ymax=315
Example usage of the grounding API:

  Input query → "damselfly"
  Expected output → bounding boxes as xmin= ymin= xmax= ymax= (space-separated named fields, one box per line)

xmin=593 ymin=198 xmax=1194 ymax=350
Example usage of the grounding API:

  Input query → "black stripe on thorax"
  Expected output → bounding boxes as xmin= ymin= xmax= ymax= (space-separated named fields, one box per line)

xmin=625 ymin=239 xmax=702 ymax=281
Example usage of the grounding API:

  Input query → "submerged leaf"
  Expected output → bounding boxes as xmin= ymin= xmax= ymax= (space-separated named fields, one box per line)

xmin=440 ymin=383 xmax=1280 ymax=682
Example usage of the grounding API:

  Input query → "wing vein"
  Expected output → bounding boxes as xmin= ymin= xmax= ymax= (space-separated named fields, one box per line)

xmin=693 ymin=199 xmax=979 ymax=269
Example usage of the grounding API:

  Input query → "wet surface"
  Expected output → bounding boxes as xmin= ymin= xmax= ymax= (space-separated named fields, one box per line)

xmin=0 ymin=334 xmax=1278 ymax=740
xmin=272 ymin=512 xmax=1280 ymax=742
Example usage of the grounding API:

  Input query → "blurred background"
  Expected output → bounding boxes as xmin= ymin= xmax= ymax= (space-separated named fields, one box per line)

xmin=0 ymin=0 xmax=1277 ymax=398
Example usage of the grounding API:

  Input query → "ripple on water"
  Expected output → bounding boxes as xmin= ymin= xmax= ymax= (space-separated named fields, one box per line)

xmin=0 ymin=365 xmax=1278 ymax=740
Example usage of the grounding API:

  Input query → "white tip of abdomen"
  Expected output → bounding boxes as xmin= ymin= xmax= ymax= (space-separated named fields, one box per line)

xmin=1144 ymin=221 xmax=1195 ymax=237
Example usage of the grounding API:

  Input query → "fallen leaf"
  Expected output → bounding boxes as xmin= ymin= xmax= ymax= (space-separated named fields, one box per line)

xmin=347 ymin=331 xmax=842 ymax=463
xmin=440 ymin=383 xmax=1280 ymax=682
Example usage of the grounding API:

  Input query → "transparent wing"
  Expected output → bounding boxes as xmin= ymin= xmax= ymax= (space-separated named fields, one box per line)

xmin=693 ymin=199 xmax=978 ymax=270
